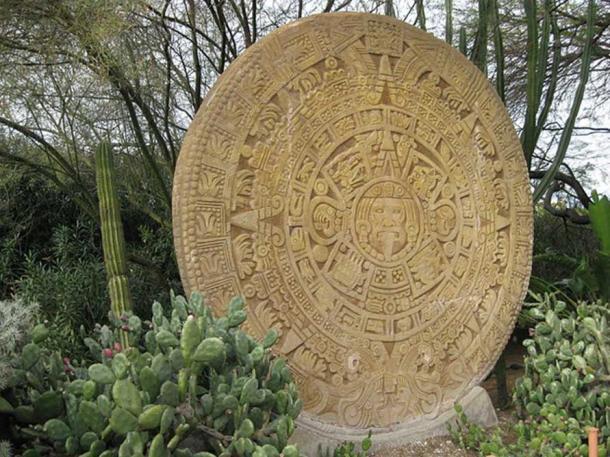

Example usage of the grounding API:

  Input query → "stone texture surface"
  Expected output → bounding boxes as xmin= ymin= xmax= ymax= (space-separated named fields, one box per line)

xmin=293 ymin=386 xmax=496 ymax=457
xmin=173 ymin=12 xmax=533 ymax=430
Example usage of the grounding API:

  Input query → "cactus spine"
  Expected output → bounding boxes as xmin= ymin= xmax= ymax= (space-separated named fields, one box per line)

xmin=95 ymin=142 xmax=132 ymax=347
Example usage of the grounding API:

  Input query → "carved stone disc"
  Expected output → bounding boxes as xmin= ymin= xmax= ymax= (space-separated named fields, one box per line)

xmin=173 ymin=12 xmax=533 ymax=429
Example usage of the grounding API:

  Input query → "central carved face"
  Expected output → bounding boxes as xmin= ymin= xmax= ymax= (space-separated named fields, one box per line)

xmin=355 ymin=181 xmax=420 ymax=262
xmin=370 ymin=197 xmax=407 ymax=258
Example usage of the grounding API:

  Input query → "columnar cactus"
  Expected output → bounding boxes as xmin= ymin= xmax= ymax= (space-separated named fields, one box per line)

xmin=95 ymin=142 xmax=132 ymax=346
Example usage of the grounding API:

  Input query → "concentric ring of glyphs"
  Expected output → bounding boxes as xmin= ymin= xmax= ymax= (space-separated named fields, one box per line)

xmin=173 ymin=13 xmax=533 ymax=429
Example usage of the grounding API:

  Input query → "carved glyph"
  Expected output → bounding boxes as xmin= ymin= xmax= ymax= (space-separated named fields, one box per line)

xmin=173 ymin=13 xmax=533 ymax=428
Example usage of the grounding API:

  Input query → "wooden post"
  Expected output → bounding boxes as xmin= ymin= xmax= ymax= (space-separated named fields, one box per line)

xmin=588 ymin=426 xmax=599 ymax=457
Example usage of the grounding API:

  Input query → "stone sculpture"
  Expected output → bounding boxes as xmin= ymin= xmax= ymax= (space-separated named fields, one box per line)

xmin=173 ymin=12 xmax=532 ymax=433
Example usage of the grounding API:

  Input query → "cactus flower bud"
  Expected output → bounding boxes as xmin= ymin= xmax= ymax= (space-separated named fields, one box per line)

xmin=63 ymin=357 xmax=74 ymax=374
xmin=113 ymin=342 xmax=123 ymax=353
xmin=102 ymin=348 xmax=113 ymax=358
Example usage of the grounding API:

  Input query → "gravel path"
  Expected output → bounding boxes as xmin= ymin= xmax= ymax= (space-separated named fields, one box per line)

xmin=369 ymin=436 xmax=475 ymax=457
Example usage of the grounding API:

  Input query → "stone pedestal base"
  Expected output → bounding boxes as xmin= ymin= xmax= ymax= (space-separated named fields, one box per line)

xmin=291 ymin=386 xmax=497 ymax=456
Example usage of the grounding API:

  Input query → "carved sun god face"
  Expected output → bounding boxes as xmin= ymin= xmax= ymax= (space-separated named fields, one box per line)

xmin=370 ymin=197 xmax=407 ymax=257
xmin=355 ymin=181 xmax=420 ymax=262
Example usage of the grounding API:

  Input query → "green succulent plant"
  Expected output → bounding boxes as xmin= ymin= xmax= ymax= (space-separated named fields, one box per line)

xmin=513 ymin=294 xmax=610 ymax=451
xmin=451 ymin=293 xmax=610 ymax=457
xmin=95 ymin=141 xmax=132 ymax=348
xmin=0 ymin=440 xmax=11 ymax=457
xmin=2 ymin=292 xmax=302 ymax=457
xmin=0 ymin=298 xmax=40 ymax=392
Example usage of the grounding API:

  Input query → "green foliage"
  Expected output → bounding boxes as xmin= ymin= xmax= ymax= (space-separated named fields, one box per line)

xmin=14 ymin=218 xmax=181 ymax=358
xmin=532 ymin=210 xmax=599 ymax=282
xmin=317 ymin=432 xmax=372 ymax=457
xmin=127 ymin=224 xmax=183 ymax=319
xmin=0 ymin=162 xmax=181 ymax=355
xmin=451 ymin=293 xmax=610 ymax=456
xmin=590 ymin=193 xmax=610 ymax=254
xmin=515 ymin=294 xmax=610 ymax=434
xmin=450 ymin=401 xmax=599 ymax=457
xmin=0 ymin=298 xmax=42 ymax=453
xmin=0 ymin=440 xmax=11 ymax=457
xmin=449 ymin=404 xmax=509 ymax=456
xmin=0 ymin=298 xmax=39 ymax=391
xmin=586 ymin=192 xmax=610 ymax=300
xmin=0 ymin=164 xmax=87 ymax=299
xmin=16 ymin=223 xmax=109 ymax=356
xmin=531 ymin=192 xmax=610 ymax=303
xmin=3 ymin=292 xmax=302 ymax=457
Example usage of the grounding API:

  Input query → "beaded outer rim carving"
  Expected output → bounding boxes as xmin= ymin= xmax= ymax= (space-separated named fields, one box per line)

xmin=173 ymin=12 xmax=533 ymax=428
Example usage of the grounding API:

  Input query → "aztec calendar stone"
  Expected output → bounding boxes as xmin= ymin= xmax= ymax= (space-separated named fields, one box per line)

xmin=173 ymin=12 xmax=533 ymax=429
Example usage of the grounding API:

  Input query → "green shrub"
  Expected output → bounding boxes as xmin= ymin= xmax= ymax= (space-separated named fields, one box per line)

xmin=532 ymin=210 xmax=599 ymax=288
xmin=0 ymin=163 xmax=181 ymax=356
xmin=514 ymin=294 xmax=609 ymax=443
xmin=0 ymin=164 xmax=88 ymax=300
xmin=451 ymin=293 xmax=610 ymax=456
xmin=531 ymin=193 xmax=610 ymax=303
xmin=16 ymin=223 xmax=109 ymax=357
xmin=2 ymin=292 xmax=302 ymax=457
xmin=15 ymin=221 xmax=182 ymax=358
xmin=127 ymin=224 xmax=183 ymax=318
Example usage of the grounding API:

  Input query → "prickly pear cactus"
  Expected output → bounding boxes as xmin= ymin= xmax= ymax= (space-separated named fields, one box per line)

xmin=9 ymin=292 xmax=302 ymax=457
xmin=514 ymin=294 xmax=610 ymax=455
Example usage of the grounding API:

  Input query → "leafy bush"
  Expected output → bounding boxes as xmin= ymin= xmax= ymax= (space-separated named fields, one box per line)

xmin=515 ymin=294 xmax=609 ymax=442
xmin=531 ymin=209 xmax=599 ymax=290
xmin=126 ymin=224 xmax=183 ymax=318
xmin=2 ymin=292 xmax=302 ymax=457
xmin=531 ymin=193 xmax=610 ymax=302
xmin=451 ymin=293 xmax=610 ymax=456
xmin=16 ymin=222 xmax=109 ymax=356
xmin=0 ymin=163 xmax=91 ymax=300
xmin=15 ymin=220 xmax=182 ymax=357
xmin=0 ymin=163 xmax=181 ymax=356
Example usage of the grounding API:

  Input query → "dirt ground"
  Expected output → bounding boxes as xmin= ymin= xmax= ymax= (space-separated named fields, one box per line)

xmin=369 ymin=342 xmax=526 ymax=457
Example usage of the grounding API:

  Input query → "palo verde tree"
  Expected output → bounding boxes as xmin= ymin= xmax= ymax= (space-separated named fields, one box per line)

xmin=0 ymin=0 xmax=607 ymax=227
